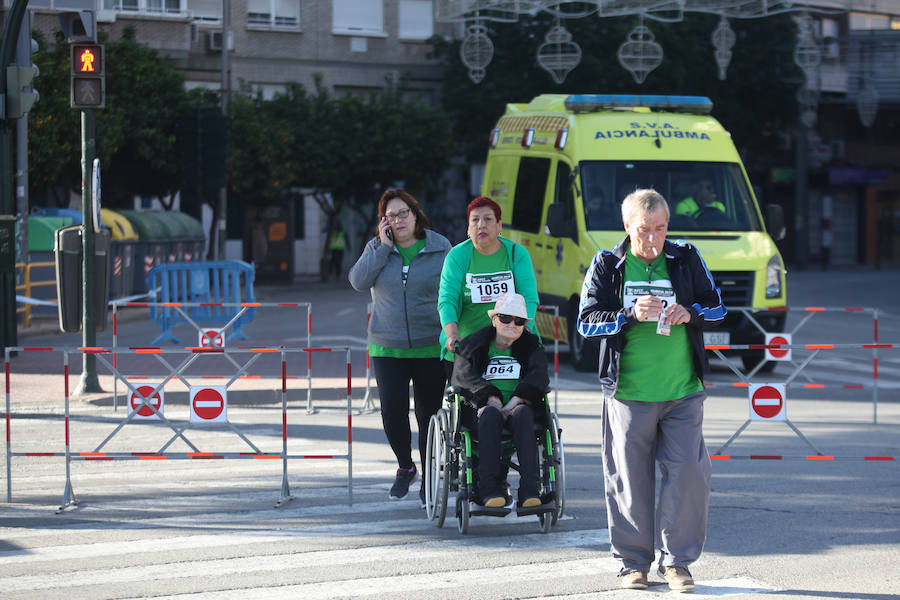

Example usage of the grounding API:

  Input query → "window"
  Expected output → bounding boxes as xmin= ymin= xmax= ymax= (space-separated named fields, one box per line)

xmin=579 ymin=160 xmax=761 ymax=232
xmin=511 ymin=157 xmax=550 ymax=233
xmin=553 ymin=161 xmax=577 ymax=242
xmin=188 ymin=0 xmax=221 ymax=22
xmin=849 ymin=12 xmax=890 ymax=30
xmin=333 ymin=0 xmax=383 ymax=35
xmin=104 ymin=0 xmax=185 ymax=15
xmin=248 ymin=0 xmax=300 ymax=27
xmin=398 ymin=0 xmax=432 ymax=39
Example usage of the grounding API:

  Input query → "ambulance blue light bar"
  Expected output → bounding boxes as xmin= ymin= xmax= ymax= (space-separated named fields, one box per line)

xmin=564 ymin=94 xmax=713 ymax=115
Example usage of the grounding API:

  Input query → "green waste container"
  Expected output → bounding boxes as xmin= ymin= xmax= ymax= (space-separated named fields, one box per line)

xmin=167 ymin=212 xmax=206 ymax=262
xmin=148 ymin=211 xmax=189 ymax=263
xmin=120 ymin=210 xmax=168 ymax=294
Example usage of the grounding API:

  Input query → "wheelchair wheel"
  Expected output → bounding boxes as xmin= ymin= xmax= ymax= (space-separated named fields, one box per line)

xmin=435 ymin=411 xmax=451 ymax=528
xmin=457 ymin=494 xmax=470 ymax=534
xmin=538 ymin=510 xmax=553 ymax=533
xmin=550 ymin=412 xmax=566 ymax=524
xmin=425 ymin=413 xmax=440 ymax=521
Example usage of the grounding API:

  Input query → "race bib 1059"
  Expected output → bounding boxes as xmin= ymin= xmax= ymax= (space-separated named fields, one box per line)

xmin=466 ymin=271 xmax=515 ymax=304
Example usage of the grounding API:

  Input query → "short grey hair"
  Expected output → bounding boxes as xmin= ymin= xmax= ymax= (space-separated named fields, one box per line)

xmin=621 ymin=188 xmax=670 ymax=224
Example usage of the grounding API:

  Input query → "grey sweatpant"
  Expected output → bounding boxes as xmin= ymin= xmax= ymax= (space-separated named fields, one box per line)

xmin=602 ymin=391 xmax=711 ymax=572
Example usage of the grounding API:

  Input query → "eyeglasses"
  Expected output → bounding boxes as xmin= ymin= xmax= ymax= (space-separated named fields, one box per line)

xmin=496 ymin=314 xmax=527 ymax=326
xmin=385 ymin=208 xmax=411 ymax=221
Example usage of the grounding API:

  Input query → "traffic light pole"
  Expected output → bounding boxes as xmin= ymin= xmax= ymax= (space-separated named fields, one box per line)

xmin=0 ymin=0 xmax=31 ymax=352
xmin=75 ymin=108 xmax=102 ymax=394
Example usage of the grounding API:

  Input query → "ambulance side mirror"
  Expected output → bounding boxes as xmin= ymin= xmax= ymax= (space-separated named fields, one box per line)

xmin=765 ymin=204 xmax=785 ymax=241
xmin=547 ymin=203 xmax=576 ymax=239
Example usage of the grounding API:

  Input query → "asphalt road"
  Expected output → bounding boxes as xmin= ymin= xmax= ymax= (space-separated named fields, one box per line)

xmin=1 ymin=266 xmax=899 ymax=599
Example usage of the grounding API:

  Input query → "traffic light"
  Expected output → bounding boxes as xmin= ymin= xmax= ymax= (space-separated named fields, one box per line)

xmin=5 ymin=12 xmax=39 ymax=120
xmin=5 ymin=63 xmax=39 ymax=119
xmin=70 ymin=43 xmax=105 ymax=109
xmin=59 ymin=10 xmax=97 ymax=43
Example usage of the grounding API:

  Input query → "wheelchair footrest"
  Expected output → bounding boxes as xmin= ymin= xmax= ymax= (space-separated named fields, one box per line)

xmin=468 ymin=502 xmax=512 ymax=517
xmin=515 ymin=500 xmax=557 ymax=517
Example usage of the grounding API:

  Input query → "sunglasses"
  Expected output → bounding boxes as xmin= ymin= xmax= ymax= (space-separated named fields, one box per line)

xmin=496 ymin=314 xmax=527 ymax=326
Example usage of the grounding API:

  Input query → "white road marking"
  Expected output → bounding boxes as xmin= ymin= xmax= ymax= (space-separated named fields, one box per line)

xmin=0 ymin=529 xmax=609 ymax=591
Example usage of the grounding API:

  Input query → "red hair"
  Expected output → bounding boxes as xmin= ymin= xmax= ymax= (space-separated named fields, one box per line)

xmin=467 ymin=196 xmax=501 ymax=222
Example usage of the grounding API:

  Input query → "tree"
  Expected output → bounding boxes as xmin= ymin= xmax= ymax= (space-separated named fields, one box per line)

xmin=28 ymin=26 xmax=189 ymax=208
xmin=429 ymin=13 xmax=801 ymax=169
xmin=226 ymin=76 xmax=454 ymax=279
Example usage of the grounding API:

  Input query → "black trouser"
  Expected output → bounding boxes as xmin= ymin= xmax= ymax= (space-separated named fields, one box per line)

xmin=477 ymin=403 xmax=539 ymax=501
xmin=372 ymin=356 xmax=445 ymax=471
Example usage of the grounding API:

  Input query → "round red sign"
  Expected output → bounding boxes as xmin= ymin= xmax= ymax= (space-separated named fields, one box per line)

xmin=751 ymin=385 xmax=783 ymax=419
xmin=192 ymin=388 xmax=225 ymax=420
xmin=130 ymin=385 xmax=161 ymax=417
xmin=201 ymin=330 xmax=223 ymax=347
xmin=768 ymin=335 xmax=789 ymax=359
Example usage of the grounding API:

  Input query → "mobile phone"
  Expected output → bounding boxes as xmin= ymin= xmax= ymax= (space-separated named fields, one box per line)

xmin=386 ymin=226 xmax=393 ymax=240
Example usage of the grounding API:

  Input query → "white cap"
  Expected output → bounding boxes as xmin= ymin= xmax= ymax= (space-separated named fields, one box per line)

xmin=487 ymin=293 xmax=530 ymax=321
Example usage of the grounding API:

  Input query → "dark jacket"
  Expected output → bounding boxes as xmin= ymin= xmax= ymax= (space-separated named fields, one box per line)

xmin=576 ymin=236 xmax=726 ymax=396
xmin=451 ymin=326 xmax=549 ymax=409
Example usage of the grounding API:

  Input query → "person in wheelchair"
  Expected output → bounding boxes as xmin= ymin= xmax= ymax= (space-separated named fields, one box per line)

xmin=451 ymin=293 xmax=550 ymax=510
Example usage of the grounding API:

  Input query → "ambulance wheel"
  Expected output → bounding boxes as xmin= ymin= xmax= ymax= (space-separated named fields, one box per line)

xmin=569 ymin=298 xmax=598 ymax=372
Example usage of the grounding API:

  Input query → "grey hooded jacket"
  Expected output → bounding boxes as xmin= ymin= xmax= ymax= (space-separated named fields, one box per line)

xmin=349 ymin=229 xmax=451 ymax=349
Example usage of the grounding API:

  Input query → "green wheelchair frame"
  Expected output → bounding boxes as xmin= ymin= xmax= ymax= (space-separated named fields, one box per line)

xmin=424 ymin=386 xmax=566 ymax=534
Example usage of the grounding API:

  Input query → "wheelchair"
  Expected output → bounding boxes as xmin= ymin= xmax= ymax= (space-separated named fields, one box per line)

xmin=424 ymin=386 xmax=566 ymax=534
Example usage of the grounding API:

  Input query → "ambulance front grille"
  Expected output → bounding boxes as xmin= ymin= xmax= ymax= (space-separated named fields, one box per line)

xmin=711 ymin=271 xmax=753 ymax=308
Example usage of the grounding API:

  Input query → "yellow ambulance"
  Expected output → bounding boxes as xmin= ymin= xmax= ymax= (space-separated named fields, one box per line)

xmin=481 ymin=94 xmax=787 ymax=371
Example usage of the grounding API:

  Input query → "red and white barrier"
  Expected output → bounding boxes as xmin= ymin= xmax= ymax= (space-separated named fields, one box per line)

xmin=3 ymin=345 xmax=353 ymax=511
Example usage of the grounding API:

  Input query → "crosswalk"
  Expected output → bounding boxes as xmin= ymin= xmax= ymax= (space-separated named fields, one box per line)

xmin=0 ymin=460 xmax=776 ymax=600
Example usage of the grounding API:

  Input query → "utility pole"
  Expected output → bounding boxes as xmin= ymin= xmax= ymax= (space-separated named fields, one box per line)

xmin=0 ymin=0 xmax=32 ymax=351
xmin=217 ymin=0 xmax=230 ymax=260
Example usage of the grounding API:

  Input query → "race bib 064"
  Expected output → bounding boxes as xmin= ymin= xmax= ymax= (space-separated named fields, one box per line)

xmin=483 ymin=356 xmax=521 ymax=380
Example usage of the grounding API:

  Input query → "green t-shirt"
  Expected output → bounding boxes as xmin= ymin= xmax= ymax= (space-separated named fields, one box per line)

xmin=615 ymin=249 xmax=703 ymax=402
xmin=446 ymin=247 xmax=513 ymax=362
xmin=485 ymin=342 xmax=520 ymax=405
xmin=370 ymin=239 xmax=441 ymax=359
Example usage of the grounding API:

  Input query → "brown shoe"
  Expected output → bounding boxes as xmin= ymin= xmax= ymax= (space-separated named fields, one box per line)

xmin=618 ymin=569 xmax=648 ymax=590
xmin=483 ymin=496 xmax=506 ymax=508
xmin=658 ymin=565 xmax=695 ymax=592
xmin=521 ymin=497 xmax=541 ymax=508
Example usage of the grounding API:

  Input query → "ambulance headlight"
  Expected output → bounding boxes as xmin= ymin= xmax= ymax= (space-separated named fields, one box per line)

xmin=766 ymin=254 xmax=783 ymax=299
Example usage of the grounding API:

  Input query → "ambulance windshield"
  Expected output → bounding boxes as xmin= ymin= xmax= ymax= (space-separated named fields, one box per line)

xmin=580 ymin=161 xmax=762 ymax=232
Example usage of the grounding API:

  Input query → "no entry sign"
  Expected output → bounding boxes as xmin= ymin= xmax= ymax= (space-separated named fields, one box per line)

xmin=198 ymin=328 xmax=225 ymax=348
xmin=765 ymin=333 xmax=792 ymax=362
xmin=749 ymin=383 xmax=786 ymax=421
xmin=190 ymin=386 xmax=228 ymax=423
xmin=130 ymin=385 xmax=163 ymax=419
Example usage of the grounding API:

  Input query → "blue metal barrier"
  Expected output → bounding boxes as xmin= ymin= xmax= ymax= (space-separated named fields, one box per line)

xmin=146 ymin=260 xmax=257 ymax=345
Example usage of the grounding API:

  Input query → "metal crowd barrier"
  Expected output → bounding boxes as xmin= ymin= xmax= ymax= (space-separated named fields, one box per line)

xmin=3 ymin=345 xmax=354 ymax=512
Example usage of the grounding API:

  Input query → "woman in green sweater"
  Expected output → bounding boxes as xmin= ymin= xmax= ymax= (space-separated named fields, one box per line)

xmin=438 ymin=196 xmax=539 ymax=367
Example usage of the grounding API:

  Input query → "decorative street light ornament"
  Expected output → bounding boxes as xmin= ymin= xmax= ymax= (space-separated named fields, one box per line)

xmin=857 ymin=82 xmax=878 ymax=128
xmin=711 ymin=15 xmax=736 ymax=80
xmin=793 ymin=14 xmax=820 ymax=78
xmin=796 ymin=85 xmax=818 ymax=128
xmin=460 ymin=22 xmax=495 ymax=84
xmin=537 ymin=24 xmax=582 ymax=84
xmin=617 ymin=23 xmax=663 ymax=84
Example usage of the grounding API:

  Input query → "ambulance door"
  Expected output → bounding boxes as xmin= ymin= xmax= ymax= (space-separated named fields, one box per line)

xmin=509 ymin=155 xmax=552 ymax=280
xmin=541 ymin=160 xmax=580 ymax=340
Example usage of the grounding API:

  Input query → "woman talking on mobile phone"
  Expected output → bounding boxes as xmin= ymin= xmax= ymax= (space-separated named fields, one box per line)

xmin=349 ymin=189 xmax=451 ymax=505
